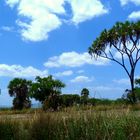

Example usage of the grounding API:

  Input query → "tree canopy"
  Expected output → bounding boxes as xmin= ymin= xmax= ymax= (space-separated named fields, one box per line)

xmin=89 ymin=21 xmax=140 ymax=103
xmin=81 ymin=88 xmax=89 ymax=98
xmin=29 ymin=75 xmax=65 ymax=103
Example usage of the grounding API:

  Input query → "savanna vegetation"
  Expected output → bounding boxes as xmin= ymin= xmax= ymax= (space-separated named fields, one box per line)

xmin=0 ymin=21 xmax=140 ymax=139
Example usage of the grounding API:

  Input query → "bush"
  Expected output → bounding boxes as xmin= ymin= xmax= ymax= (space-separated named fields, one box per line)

xmin=60 ymin=94 xmax=80 ymax=107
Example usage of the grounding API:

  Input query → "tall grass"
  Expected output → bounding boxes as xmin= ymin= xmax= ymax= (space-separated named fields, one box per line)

xmin=0 ymin=106 xmax=140 ymax=140
xmin=30 ymin=110 xmax=140 ymax=140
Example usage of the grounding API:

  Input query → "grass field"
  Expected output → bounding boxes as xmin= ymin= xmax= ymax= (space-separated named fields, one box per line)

xmin=0 ymin=105 xmax=140 ymax=140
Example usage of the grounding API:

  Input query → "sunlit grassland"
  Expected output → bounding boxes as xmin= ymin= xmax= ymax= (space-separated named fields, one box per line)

xmin=0 ymin=105 xmax=140 ymax=140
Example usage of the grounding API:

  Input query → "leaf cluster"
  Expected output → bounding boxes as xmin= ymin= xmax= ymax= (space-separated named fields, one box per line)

xmin=89 ymin=21 xmax=140 ymax=57
xmin=29 ymin=75 xmax=65 ymax=103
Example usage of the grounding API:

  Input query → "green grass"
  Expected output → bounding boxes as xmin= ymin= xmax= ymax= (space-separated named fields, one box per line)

xmin=0 ymin=105 xmax=140 ymax=140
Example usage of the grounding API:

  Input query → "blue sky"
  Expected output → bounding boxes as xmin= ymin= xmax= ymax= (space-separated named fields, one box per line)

xmin=0 ymin=0 xmax=140 ymax=106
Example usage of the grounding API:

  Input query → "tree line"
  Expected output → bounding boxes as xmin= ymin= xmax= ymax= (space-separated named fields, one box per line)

xmin=6 ymin=74 xmax=140 ymax=110
xmin=7 ymin=76 xmax=93 ymax=110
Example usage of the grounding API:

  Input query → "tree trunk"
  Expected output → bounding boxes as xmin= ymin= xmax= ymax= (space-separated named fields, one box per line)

xmin=130 ymin=69 xmax=136 ymax=103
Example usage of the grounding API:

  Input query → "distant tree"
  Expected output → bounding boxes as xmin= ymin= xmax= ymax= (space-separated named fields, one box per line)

xmin=8 ymin=78 xmax=32 ymax=110
xmin=81 ymin=88 xmax=89 ymax=98
xmin=122 ymin=89 xmax=134 ymax=103
xmin=81 ymin=88 xmax=89 ymax=104
xmin=135 ymin=78 xmax=140 ymax=101
xmin=89 ymin=21 xmax=140 ymax=103
xmin=135 ymin=78 xmax=140 ymax=86
xmin=122 ymin=78 xmax=140 ymax=103
xmin=30 ymin=75 xmax=65 ymax=110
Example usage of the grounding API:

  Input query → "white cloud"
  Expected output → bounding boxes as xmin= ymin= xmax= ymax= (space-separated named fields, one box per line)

xmin=0 ymin=64 xmax=48 ymax=78
xmin=55 ymin=70 xmax=73 ymax=77
xmin=70 ymin=75 xmax=93 ymax=83
xmin=67 ymin=0 xmax=108 ymax=24
xmin=107 ymin=43 xmax=139 ymax=60
xmin=113 ymin=78 xmax=130 ymax=85
xmin=6 ymin=0 xmax=66 ymax=41
xmin=6 ymin=0 xmax=19 ymax=7
xmin=6 ymin=0 xmax=108 ymax=41
xmin=1 ymin=26 xmax=14 ymax=32
xmin=114 ymin=51 xmax=127 ymax=59
xmin=128 ymin=11 xmax=140 ymax=20
xmin=120 ymin=0 xmax=140 ymax=6
xmin=44 ymin=51 xmax=109 ymax=68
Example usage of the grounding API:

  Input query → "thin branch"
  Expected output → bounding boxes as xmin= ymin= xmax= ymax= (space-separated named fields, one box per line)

xmin=97 ymin=51 xmax=131 ymax=78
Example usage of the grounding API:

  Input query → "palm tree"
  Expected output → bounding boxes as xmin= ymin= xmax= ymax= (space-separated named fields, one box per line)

xmin=8 ymin=78 xmax=32 ymax=110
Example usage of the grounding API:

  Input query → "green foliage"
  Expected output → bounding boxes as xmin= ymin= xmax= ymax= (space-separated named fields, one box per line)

xmin=121 ymin=78 xmax=140 ymax=103
xmin=30 ymin=75 xmax=65 ymax=110
xmin=60 ymin=94 xmax=80 ymax=107
xmin=89 ymin=21 xmax=140 ymax=56
xmin=135 ymin=78 xmax=140 ymax=86
xmin=30 ymin=76 xmax=65 ymax=103
xmin=43 ymin=94 xmax=61 ymax=111
xmin=87 ymin=98 xmax=116 ymax=105
xmin=81 ymin=88 xmax=89 ymax=97
xmin=80 ymin=88 xmax=89 ymax=105
xmin=8 ymin=78 xmax=32 ymax=110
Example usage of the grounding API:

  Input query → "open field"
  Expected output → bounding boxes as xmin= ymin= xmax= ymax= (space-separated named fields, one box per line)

xmin=0 ymin=105 xmax=140 ymax=140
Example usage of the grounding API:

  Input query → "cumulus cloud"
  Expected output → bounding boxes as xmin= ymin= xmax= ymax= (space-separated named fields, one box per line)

xmin=128 ymin=11 xmax=140 ymax=20
xmin=70 ymin=75 xmax=93 ymax=83
xmin=0 ymin=64 xmax=48 ymax=78
xmin=67 ymin=0 xmax=108 ymax=24
xmin=6 ymin=0 xmax=66 ymax=41
xmin=6 ymin=0 xmax=108 ymax=41
xmin=55 ymin=70 xmax=73 ymax=77
xmin=44 ymin=51 xmax=109 ymax=68
xmin=120 ymin=0 xmax=140 ymax=6
xmin=6 ymin=0 xmax=19 ymax=7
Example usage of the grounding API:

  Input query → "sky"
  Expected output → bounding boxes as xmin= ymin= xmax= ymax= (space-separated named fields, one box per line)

xmin=0 ymin=0 xmax=140 ymax=106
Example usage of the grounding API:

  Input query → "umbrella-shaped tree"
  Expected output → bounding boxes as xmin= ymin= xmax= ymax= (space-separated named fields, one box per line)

xmin=89 ymin=21 xmax=140 ymax=103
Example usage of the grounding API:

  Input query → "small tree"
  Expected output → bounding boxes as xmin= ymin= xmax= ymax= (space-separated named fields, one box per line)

xmin=81 ymin=88 xmax=89 ymax=98
xmin=122 ymin=78 xmax=140 ymax=103
xmin=8 ymin=78 xmax=32 ymax=110
xmin=81 ymin=88 xmax=89 ymax=104
xmin=89 ymin=21 xmax=140 ymax=103
xmin=30 ymin=75 xmax=65 ymax=110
